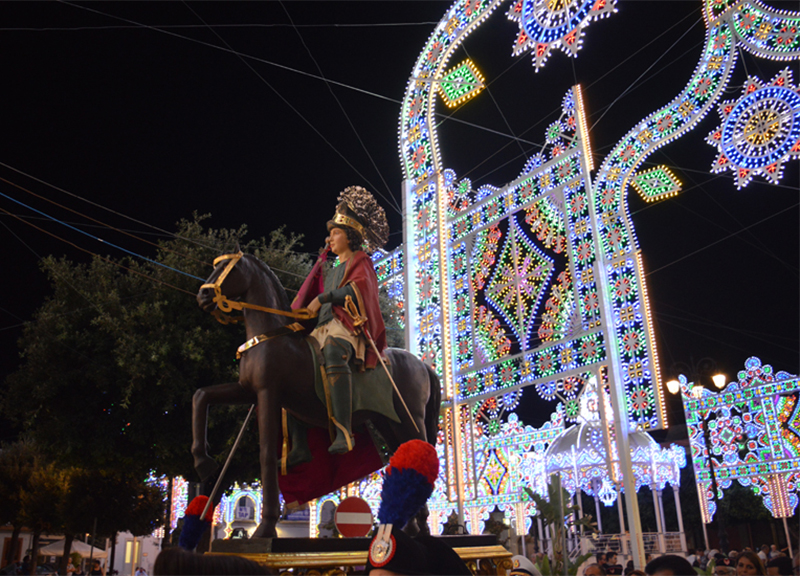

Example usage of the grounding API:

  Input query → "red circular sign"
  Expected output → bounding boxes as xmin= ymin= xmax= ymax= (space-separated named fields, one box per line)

xmin=334 ymin=497 xmax=374 ymax=538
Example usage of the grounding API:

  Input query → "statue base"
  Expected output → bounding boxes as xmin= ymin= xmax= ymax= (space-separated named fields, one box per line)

xmin=210 ymin=534 xmax=512 ymax=574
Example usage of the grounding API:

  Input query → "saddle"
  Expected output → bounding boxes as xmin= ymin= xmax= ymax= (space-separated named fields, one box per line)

xmin=305 ymin=336 xmax=400 ymax=424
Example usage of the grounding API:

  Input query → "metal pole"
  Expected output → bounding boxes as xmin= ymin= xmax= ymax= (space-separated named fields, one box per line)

xmin=652 ymin=488 xmax=665 ymax=553
xmin=673 ymin=486 xmax=687 ymax=552
xmin=575 ymin=83 xmax=645 ymax=569
xmin=594 ymin=495 xmax=603 ymax=533
xmin=557 ymin=475 xmax=568 ymax=576
xmin=201 ymin=404 xmax=255 ymax=524
xmin=783 ymin=517 xmax=793 ymax=559
xmin=88 ymin=517 xmax=96 ymax=567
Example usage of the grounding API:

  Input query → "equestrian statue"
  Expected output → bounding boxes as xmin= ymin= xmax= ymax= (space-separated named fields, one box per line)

xmin=193 ymin=186 xmax=441 ymax=538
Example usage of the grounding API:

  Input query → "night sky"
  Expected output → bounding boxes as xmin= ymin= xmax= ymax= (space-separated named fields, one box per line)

xmin=1 ymin=1 xmax=797 ymax=434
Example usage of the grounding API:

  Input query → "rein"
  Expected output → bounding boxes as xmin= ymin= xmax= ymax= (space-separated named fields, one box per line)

xmin=201 ymin=252 xmax=317 ymax=325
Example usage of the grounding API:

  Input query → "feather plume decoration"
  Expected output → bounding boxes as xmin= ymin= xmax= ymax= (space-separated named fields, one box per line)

xmin=376 ymin=440 xmax=438 ymax=527
xmin=337 ymin=186 xmax=389 ymax=253
xmin=178 ymin=496 xmax=214 ymax=550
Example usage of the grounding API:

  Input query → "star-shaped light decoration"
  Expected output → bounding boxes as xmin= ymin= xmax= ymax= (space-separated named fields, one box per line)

xmin=706 ymin=68 xmax=800 ymax=189
xmin=507 ymin=0 xmax=617 ymax=71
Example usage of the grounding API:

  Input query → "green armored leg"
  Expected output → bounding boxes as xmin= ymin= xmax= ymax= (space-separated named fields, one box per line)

xmin=286 ymin=412 xmax=312 ymax=468
xmin=324 ymin=337 xmax=354 ymax=455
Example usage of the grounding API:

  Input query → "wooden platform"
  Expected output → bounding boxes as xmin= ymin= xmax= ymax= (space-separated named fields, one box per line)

xmin=210 ymin=534 xmax=513 ymax=575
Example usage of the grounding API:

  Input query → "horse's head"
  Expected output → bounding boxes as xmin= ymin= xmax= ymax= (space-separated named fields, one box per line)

xmin=197 ymin=251 xmax=253 ymax=314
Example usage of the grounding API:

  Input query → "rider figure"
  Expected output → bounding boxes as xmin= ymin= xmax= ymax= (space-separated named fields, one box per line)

xmin=293 ymin=186 xmax=389 ymax=456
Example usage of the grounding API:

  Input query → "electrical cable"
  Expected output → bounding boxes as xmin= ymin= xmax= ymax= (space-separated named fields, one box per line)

xmin=0 ymin=164 xmax=312 ymax=279
xmin=0 ymin=175 xmax=211 ymax=269
xmin=276 ymin=1 xmax=401 ymax=214
xmin=0 ymin=205 xmax=197 ymax=297
xmin=0 ymin=190 xmax=206 ymax=282
xmin=645 ymin=202 xmax=800 ymax=276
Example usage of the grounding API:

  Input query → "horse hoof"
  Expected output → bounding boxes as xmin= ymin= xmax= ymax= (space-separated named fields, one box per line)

xmin=194 ymin=457 xmax=220 ymax=482
xmin=252 ymin=524 xmax=277 ymax=539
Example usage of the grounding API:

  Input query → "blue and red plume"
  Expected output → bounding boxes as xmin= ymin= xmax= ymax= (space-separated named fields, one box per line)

xmin=377 ymin=440 xmax=438 ymax=527
xmin=178 ymin=496 xmax=215 ymax=550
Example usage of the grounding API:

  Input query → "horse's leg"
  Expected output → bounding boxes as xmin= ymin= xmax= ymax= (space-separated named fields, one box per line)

xmin=191 ymin=382 xmax=253 ymax=481
xmin=252 ymin=386 xmax=281 ymax=539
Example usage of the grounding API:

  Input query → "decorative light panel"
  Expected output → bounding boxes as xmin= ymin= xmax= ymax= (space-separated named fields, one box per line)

xmin=706 ymin=68 xmax=800 ymax=189
xmin=678 ymin=357 xmax=800 ymax=520
xmin=304 ymin=0 xmax=798 ymax=534
xmin=437 ymin=59 xmax=486 ymax=107
xmin=507 ymin=0 xmax=618 ymax=70
xmin=631 ymin=166 xmax=683 ymax=203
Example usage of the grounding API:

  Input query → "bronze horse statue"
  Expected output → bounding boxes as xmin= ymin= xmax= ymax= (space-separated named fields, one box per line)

xmin=193 ymin=251 xmax=441 ymax=537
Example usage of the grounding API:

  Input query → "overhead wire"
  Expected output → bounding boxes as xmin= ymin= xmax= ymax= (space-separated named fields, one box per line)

xmin=0 ymin=174 xmax=211 ymax=270
xmin=7 ymin=4 xmax=798 ymax=356
xmin=276 ymin=1 xmax=401 ymax=213
xmin=172 ymin=0 xmax=402 ymax=217
xmin=0 ymin=160 xmax=222 ymax=254
xmin=0 ymin=164 xmax=312 ymax=280
xmin=0 ymin=205 xmax=197 ymax=297
xmin=0 ymin=215 xmax=104 ymax=315
xmin=657 ymin=150 xmax=799 ymax=276
xmin=0 ymin=190 xmax=206 ymax=282
xmin=0 ymin=21 xmax=442 ymax=32
xmin=644 ymin=201 xmax=800 ymax=276
xmin=459 ymin=5 xmax=701 ymax=184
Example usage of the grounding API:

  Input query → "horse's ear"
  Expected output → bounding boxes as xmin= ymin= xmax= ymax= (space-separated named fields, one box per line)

xmin=235 ymin=241 xmax=242 ymax=253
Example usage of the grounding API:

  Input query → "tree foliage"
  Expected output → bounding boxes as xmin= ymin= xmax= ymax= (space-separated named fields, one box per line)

xmin=525 ymin=475 xmax=596 ymax=576
xmin=1 ymin=215 xmax=313 ymax=482
xmin=0 ymin=439 xmax=39 ymax=567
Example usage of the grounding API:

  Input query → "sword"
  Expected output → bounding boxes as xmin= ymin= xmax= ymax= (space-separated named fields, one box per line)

xmin=344 ymin=298 xmax=420 ymax=434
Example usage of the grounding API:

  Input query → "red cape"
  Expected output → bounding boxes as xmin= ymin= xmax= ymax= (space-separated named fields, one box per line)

xmin=283 ymin=250 xmax=388 ymax=504
xmin=293 ymin=250 xmax=386 ymax=369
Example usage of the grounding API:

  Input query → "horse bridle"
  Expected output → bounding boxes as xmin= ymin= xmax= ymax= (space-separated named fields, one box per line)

xmin=201 ymin=251 xmax=317 ymax=325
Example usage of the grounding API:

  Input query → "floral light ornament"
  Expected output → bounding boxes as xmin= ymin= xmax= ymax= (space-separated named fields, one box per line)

xmin=507 ymin=0 xmax=617 ymax=70
xmin=706 ymin=68 xmax=800 ymax=189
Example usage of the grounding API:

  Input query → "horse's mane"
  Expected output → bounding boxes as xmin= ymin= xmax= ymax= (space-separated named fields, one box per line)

xmin=244 ymin=254 xmax=292 ymax=312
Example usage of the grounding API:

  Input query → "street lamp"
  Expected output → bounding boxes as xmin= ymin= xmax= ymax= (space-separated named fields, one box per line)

xmin=664 ymin=357 xmax=729 ymax=554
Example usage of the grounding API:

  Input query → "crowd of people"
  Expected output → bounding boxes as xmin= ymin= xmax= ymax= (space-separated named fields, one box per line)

xmin=571 ymin=545 xmax=797 ymax=576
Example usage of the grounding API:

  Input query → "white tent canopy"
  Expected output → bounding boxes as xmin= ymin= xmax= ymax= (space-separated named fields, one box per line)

xmin=38 ymin=539 xmax=108 ymax=558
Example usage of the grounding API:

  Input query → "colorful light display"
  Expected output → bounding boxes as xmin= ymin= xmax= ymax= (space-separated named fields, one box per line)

xmin=706 ymin=68 xmax=800 ymax=188
xmin=544 ymin=379 xmax=685 ymax=505
xmin=507 ymin=0 xmax=618 ymax=70
xmin=678 ymin=357 xmax=800 ymax=520
xmin=314 ymin=0 xmax=799 ymax=537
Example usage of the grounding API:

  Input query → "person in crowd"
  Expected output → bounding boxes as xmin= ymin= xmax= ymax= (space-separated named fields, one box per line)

xmin=715 ymin=554 xmax=736 ymax=575
xmin=584 ymin=563 xmax=607 ymax=576
xmin=644 ymin=555 xmax=697 ymax=576
xmin=19 ymin=556 xmax=30 ymax=576
xmin=769 ymin=546 xmax=780 ymax=560
xmin=597 ymin=553 xmax=607 ymax=568
xmin=686 ymin=551 xmax=698 ymax=567
xmin=134 ymin=567 xmax=147 ymax=576
xmin=759 ymin=546 xmax=770 ymax=563
xmin=510 ymin=555 xmax=543 ymax=576
xmin=735 ymin=551 xmax=766 ymax=576
xmin=766 ymin=556 xmax=793 ymax=576
xmin=606 ymin=552 xmax=623 ymax=575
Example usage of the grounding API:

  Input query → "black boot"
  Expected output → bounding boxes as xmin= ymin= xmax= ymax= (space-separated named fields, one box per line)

xmin=323 ymin=337 xmax=354 ymax=455
xmin=327 ymin=371 xmax=353 ymax=455
xmin=286 ymin=413 xmax=312 ymax=468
